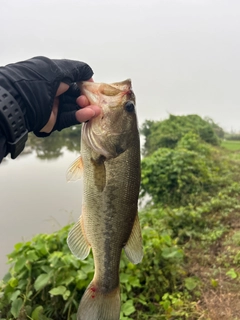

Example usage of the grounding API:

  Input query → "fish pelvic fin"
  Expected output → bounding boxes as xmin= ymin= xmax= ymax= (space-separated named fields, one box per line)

xmin=67 ymin=216 xmax=90 ymax=260
xmin=124 ymin=214 xmax=143 ymax=264
xmin=66 ymin=156 xmax=83 ymax=182
xmin=77 ymin=281 xmax=121 ymax=320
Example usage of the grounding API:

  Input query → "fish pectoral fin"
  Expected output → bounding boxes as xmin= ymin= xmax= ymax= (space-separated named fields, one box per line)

xmin=124 ymin=214 xmax=143 ymax=264
xmin=66 ymin=156 xmax=83 ymax=182
xmin=67 ymin=216 xmax=90 ymax=260
xmin=91 ymin=156 xmax=106 ymax=192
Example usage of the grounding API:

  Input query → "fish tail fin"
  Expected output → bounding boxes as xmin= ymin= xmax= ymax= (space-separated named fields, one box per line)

xmin=77 ymin=280 xmax=121 ymax=320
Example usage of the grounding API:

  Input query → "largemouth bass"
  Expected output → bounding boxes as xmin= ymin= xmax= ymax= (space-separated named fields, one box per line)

xmin=67 ymin=79 xmax=143 ymax=320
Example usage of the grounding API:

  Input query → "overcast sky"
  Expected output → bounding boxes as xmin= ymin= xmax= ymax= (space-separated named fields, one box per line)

xmin=1 ymin=0 xmax=240 ymax=131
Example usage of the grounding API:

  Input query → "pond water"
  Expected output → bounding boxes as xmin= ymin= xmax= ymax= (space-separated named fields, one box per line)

xmin=0 ymin=128 xmax=83 ymax=279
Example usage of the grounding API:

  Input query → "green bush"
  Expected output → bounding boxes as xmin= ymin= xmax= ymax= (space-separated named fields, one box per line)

xmin=0 ymin=215 xmax=185 ymax=320
xmin=0 ymin=225 xmax=86 ymax=320
xmin=141 ymin=133 xmax=232 ymax=206
xmin=140 ymin=115 xmax=220 ymax=155
xmin=148 ymin=182 xmax=240 ymax=245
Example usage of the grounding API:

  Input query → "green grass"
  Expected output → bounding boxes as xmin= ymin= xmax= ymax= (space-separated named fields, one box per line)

xmin=221 ymin=140 xmax=240 ymax=151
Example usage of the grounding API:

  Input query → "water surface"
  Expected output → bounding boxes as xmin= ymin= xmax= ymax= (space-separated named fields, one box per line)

xmin=0 ymin=128 xmax=82 ymax=279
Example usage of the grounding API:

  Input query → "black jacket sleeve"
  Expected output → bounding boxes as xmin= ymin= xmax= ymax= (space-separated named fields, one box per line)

xmin=0 ymin=132 xmax=7 ymax=161
xmin=0 ymin=56 xmax=94 ymax=162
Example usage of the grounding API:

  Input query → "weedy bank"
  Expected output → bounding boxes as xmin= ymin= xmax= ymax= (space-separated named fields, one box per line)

xmin=1 ymin=115 xmax=240 ymax=319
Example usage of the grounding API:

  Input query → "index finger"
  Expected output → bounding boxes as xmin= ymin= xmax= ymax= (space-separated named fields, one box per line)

xmin=52 ymin=59 xmax=94 ymax=84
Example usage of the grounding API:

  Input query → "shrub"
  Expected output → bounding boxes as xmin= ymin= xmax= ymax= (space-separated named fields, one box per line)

xmin=0 ymin=216 xmax=184 ymax=320
xmin=141 ymin=133 xmax=232 ymax=206
xmin=140 ymin=115 xmax=220 ymax=155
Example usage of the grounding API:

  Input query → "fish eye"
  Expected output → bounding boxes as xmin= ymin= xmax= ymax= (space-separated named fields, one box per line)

xmin=124 ymin=101 xmax=135 ymax=113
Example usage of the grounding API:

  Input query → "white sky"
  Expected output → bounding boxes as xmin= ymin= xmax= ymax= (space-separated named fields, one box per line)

xmin=1 ymin=0 xmax=240 ymax=131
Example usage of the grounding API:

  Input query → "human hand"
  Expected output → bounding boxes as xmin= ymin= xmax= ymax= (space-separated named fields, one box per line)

xmin=0 ymin=56 xmax=101 ymax=136
xmin=40 ymin=77 xmax=101 ymax=133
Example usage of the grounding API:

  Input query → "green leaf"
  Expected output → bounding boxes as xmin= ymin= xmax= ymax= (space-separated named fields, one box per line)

xmin=161 ymin=247 xmax=183 ymax=259
xmin=34 ymin=273 xmax=52 ymax=291
xmin=49 ymin=285 xmax=66 ymax=296
xmin=24 ymin=305 xmax=32 ymax=316
xmin=3 ymin=272 xmax=11 ymax=282
xmin=31 ymin=305 xmax=44 ymax=320
xmin=67 ymin=255 xmax=80 ymax=269
xmin=15 ymin=257 xmax=26 ymax=272
xmin=63 ymin=290 xmax=71 ymax=300
xmin=211 ymin=278 xmax=219 ymax=288
xmin=35 ymin=242 xmax=48 ymax=255
xmin=14 ymin=242 xmax=24 ymax=251
xmin=10 ymin=289 xmax=21 ymax=301
xmin=120 ymin=314 xmax=132 ymax=320
xmin=41 ymin=265 xmax=52 ymax=274
xmin=27 ymin=250 xmax=39 ymax=262
xmin=62 ymin=275 xmax=75 ymax=286
xmin=81 ymin=263 xmax=94 ymax=274
xmin=120 ymin=273 xmax=129 ymax=283
xmin=9 ymin=277 xmax=18 ymax=288
xmin=10 ymin=297 xmax=23 ymax=318
xmin=17 ymin=278 xmax=28 ymax=290
xmin=121 ymin=293 xmax=127 ymax=302
xmin=77 ymin=270 xmax=87 ymax=280
xmin=184 ymin=277 xmax=199 ymax=291
xmin=122 ymin=300 xmax=136 ymax=316
xmin=226 ymin=268 xmax=238 ymax=279
xmin=161 ymin=299 xmax=171 ymax=311
xmin=128 ymin=276 xmax=141 ymax=287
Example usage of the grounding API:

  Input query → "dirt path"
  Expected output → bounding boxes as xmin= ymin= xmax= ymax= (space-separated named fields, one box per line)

xmin=186 ymin=211 xmax=240 ymax=319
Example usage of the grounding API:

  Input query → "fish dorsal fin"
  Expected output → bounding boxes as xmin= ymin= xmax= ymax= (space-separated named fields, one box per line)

xmin=66 ymin=156 xmax=83 ymax=182
xmin=124 ymin=214 xmax=143 ymax=264
xmin=67 ymin=215 xmax=91 ymax=260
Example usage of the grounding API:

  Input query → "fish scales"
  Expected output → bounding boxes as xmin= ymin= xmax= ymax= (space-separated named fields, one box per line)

xmin=83 ymin=139 xmax=140 ymax=291
xmin=67 ymin=79 xmax=143 ymax=320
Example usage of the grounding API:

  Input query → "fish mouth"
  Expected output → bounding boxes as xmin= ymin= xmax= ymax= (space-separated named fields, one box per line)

xmin=79 ymin=80 xmax=134 ymax=105
xmin=79 ymin=82 xmax=102 ymax=105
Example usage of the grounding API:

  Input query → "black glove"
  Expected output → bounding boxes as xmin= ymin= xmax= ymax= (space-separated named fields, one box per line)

xmin=0 ymin=56 xmax=94 ymax=161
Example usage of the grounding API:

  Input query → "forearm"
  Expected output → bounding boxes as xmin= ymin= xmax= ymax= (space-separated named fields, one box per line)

xmin=0 ymin=131 xmax=7 ymax=162
xmin=0 ymin=56 xmax=99 ymax=163
xmin=0 ymin=74 xmax=29 ymax=161
xmin=0 ymin=62 xmax=50 ymax=132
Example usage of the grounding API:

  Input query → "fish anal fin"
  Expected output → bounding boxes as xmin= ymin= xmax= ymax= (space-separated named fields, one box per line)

xmin=67 ymin=216 xmax=90 ymax=260
xmin=66 ymin=156 xmax=83 ymax=182
xmin=124 ymin=214 xmax=143 ymax=264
